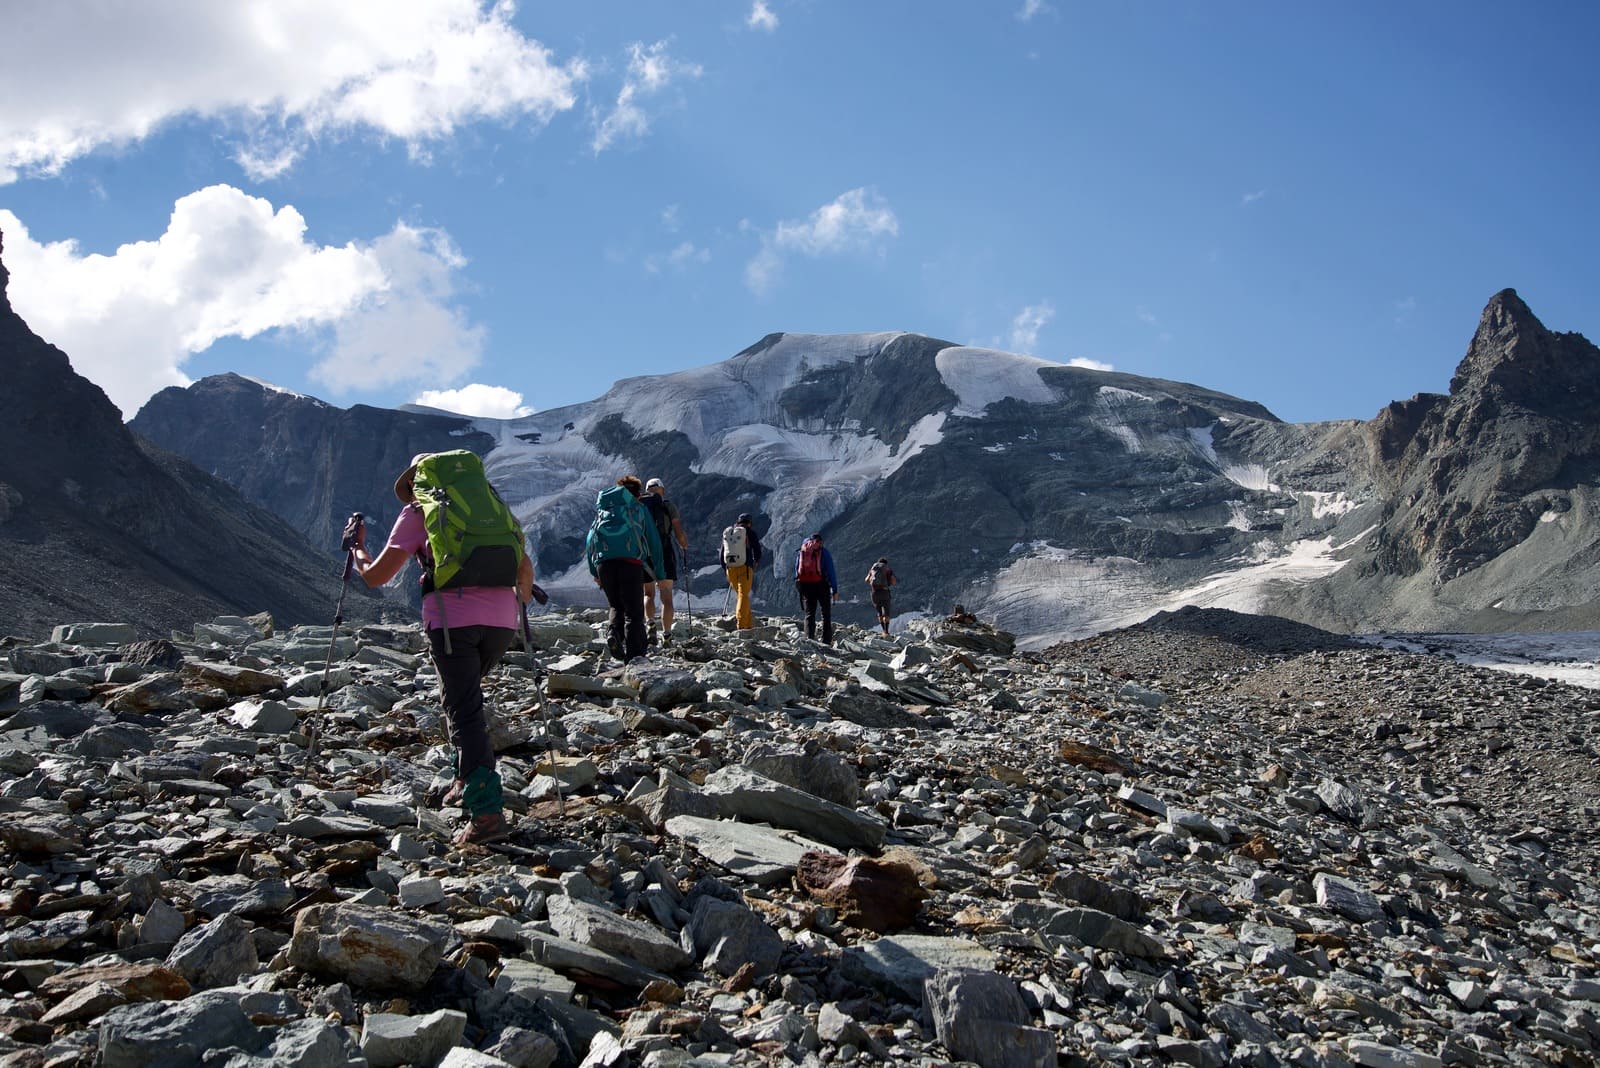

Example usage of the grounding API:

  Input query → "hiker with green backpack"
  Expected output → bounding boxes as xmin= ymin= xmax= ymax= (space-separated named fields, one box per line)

xmin=585 ymin=475 xmax=665 ymax=663
xmin=346 ymin=451 xmax=533 ymax=848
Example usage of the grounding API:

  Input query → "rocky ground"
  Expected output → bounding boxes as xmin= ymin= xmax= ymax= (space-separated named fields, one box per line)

xmin=0 ymin=604 xmax=1596 ymax=1068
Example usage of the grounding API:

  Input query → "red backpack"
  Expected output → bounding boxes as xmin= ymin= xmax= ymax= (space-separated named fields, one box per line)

xmin=797 ymin=538 xmax=824 ymax=582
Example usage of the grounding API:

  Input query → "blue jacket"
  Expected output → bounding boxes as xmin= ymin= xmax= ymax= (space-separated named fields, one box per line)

xmin=794 ymin=542 xmax=838 ymax=593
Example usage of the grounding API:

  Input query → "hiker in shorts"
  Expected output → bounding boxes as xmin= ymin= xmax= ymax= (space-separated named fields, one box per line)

xmin=723 ymin=513 xmax=763 ymax=630
xmin=793 ymin=532 xmax=839 ymax=645
xmin=865 ymin=557 xmax=897 ymax=636
xmin=345 ymin=453 xmax=533 ymax=847
xmin=640 ymin=478 xmax=688 ymax=646
xmin=586 ymin=475 xmax=664 ymax=663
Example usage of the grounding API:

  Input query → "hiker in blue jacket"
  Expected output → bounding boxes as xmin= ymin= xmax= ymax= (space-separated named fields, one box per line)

xmin=585 ymin=475 xmax=664 ymax=662
xmin=793 ymin=532 xmax=839 ymax=645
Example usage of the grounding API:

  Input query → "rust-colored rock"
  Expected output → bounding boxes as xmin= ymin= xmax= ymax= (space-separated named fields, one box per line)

xmin=1057 ymin=738 xmax=1132 ymax=774
xmin=38 ymin=962 xmax=191 ymax=1002
xmin=1237 ymin=834 xmax=1279 ymax=861
xmin=796 ymin=851 xmax=927 ymax=933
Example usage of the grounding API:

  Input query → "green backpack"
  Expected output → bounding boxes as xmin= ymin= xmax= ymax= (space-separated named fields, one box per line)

xmin=411 ymin=451 xmax=525 ymax=592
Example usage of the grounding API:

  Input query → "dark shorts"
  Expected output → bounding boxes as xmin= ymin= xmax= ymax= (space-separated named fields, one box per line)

xmin=649 ymin=551 xmax=678 ymax=584
xmin=871 ymin=588 xmax=892 ymax=612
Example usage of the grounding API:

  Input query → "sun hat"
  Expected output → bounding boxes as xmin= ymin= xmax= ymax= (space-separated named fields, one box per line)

xmin=395 ymin=453 xmax=431 ymax=503
xmin=646 ymin=478 xmax=664 ymax=492
xmin=737 ymin=513 xmax=753 ymax=524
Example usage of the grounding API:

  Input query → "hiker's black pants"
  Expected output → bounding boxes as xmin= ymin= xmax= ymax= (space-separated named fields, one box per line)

xmin=598 ymin=558 xmax=648 ymax=660
xmin=797 ymin=580 xmax=833 ymax=644
xmin=428 ymin=625 xmax=515 ymax=780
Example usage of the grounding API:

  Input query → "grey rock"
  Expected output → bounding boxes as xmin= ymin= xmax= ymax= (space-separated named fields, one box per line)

xmin=67 ymin=722 xmax=155 ymax=758
xmin=664 ymin=815 xmax=831 ymax=886
xmin=686 ymin=895 xmax=785 ymax=978
xmin=220 ymin=1019 xmax=357 ymax=1068
xmin=700 ymin=765 xmax=885 ymax=851
xmin=742 ymin=739 xmax=862 ymax=806
xmin=361 ymin=1009 xmax=467 ymax=1068
xmin=230 ymin=699 xmax=299 ymax=734
xmin=288 ymin=903 xmax=452 ymax=991
xmin=165 ymin=912 xmax=259 ymax=989
xmin=1313 ymin=873 xmax=1384 ymax=923
xmin=98 ymin=990 xmax=262 ymax=1068
xmin=485 ymin=1026 xmax=561 ymax=1068
xmin=53 ymin=622 xmax=140 ymax=646
xmin=841 ymin=934 xmax=997 ymax=1000
xmin=546 ymin=895 xmax=689 ymax=971
xmin=924 ymin=968 xmax=1057 ymax=1068
xmin=623 ymin=663 xmax=708 ymax=709
xmin=1316 ymin=779 xmax=1370 ymax=825
xmin=1009 ymin=903 xmax=1165 ymax=959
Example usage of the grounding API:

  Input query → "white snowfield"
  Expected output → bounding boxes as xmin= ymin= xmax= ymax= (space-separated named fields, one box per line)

xmin=935 ymin=346 xmax=1065 ymax=418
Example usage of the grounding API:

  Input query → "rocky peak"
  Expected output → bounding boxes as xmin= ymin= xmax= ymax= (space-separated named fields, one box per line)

xmin=1447 ymin=288 xmax=1600 ymax=415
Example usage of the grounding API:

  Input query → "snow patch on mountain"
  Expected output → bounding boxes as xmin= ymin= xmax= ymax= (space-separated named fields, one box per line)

xmin=1187 ymin=424 xmax=1280 ymax=490
xmin=242 ymin=376 xmax=325 ymax=404
xmin=936 ymin=346 xmax=1063 ymax=417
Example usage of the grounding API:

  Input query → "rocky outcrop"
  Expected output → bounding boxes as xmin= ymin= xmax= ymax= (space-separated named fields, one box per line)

xmin=0 ymin=229 xmax=370 ymax=639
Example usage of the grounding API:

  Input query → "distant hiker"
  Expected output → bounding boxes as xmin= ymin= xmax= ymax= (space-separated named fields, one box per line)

xmin=586 ymin=475 xmax=664 ymax=662
xmin=346 ymin=451 xmax=533 ymax=847
xmin=722 ymin=512 xmax=763 ymax=630
xmin=640 ymin=477 xmax=689 ymax=646
xmin=865 ymin=557 xmax=897 ymax=636
xmin=793 ymin=532 xmax=839 ymax=645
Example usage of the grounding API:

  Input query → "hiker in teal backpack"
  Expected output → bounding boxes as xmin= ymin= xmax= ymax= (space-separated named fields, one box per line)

xmin=586 ymin=475 xmax=664 ymax=662
xmin=346 ymin=452 xmax=533 ymax=848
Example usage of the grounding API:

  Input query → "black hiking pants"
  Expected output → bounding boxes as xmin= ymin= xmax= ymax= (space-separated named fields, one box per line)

xmin=427 ymin=624 xmax=515 ymax=780
xmin=797 ymin=580 xmax=833 ymax=645
xmin=598 ymin=558 xmax=648 ymax=660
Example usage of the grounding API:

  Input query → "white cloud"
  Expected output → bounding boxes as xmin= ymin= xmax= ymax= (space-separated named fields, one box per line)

xmin=1241 ymin=189 xmax=1267 ymax=206
xmin=592 ymin=41 xmax=703 ymax=153
xmin=1008 ymin=301 xmax=1055 ymax=353
xmin=1069 ymin=356 xmax=1115 ymax=372
xmin=745 ymin=187 xmax=899 ymax=294
xmin=414 ymin=383 xmax=533 ymax=418
xmin=0 ymin=0 xmax=587 ymax=184
xmin=661 ymin=204 xmax=681 ymax=233
xmin=646 ymin=241 xmax=710 ymax=274
xmin=312 ymin=224 xmax=485 ymax=393
xmin=0 ymin=186 xmax=483 ymax=416
xmin=748 ymin=1 xmax=780 ymax=32
xmin=1017 ymin=0 xmax=1052 ymax=21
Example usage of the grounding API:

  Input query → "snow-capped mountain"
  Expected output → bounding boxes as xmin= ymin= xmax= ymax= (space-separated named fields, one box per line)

xmin=130 ymin=293 xmax=1600 ymax=644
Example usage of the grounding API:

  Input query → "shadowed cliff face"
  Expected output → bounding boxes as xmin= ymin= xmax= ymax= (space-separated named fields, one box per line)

xmin=1363 ymin=290 xmax=1600 ymax=582
xmin=132 ymin=377 xmax=496 ymax=555
xmin=0 ymin=228 xmax=364 ymax=638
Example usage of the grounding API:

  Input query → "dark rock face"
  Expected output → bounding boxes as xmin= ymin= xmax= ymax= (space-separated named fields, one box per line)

xmin=131 ymin=375 xmax=495 ymax=555
xmin=0 ymin=228 xmax=362 ymax=639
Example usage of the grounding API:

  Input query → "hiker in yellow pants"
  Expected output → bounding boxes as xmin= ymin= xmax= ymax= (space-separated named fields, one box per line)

xmin=721 ymin=513 xmax=762 ymax=629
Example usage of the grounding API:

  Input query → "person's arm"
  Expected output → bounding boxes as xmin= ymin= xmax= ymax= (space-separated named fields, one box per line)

xmin=824 ymin=550 xmax=838 ymax=598
xmin=349 ymin=512 xmax=412 ymax=587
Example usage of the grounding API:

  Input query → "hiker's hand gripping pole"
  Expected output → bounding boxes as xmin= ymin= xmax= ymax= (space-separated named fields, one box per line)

xmin=310 ymin=512 xmax=364 ymax=763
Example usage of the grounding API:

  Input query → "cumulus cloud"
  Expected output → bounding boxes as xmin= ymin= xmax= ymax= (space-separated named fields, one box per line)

xmin=0 ymin=186 xmax=483 ymax=416
xmin=1008 ymin=300 xmax=1055 ymax=353
xmin=1068 ymin=356 xmax=1115 ymax=372
xmin=1017 ymin=0 xmax=1052 ymax=21
xmin=744 ymin=188 xmax=899 ymax=294
xmin=748 ymin=1 xmax=780 ymax=32
xmin=592 ymin=41 xmax=703 ymax=153
xmin=0 ymin=0 xmax=587 ymax=184
xmin=413 ymin=383 xmax=533 ymax=418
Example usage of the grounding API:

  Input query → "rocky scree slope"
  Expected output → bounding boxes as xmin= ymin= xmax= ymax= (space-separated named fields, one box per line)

xmin=0 ymin=605 xmax=1595 ymax=1066
xmin=0 ymin=230 xmax=370 ymax=641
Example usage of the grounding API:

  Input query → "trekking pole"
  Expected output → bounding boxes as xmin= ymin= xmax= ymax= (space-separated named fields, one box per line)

xmin=681 ymin=547 xmax=692 ymax=627
xmin=521 ymin=605 xmax=566 ymax=817
xmin=309 ymin=512 xmax=363 ymax=763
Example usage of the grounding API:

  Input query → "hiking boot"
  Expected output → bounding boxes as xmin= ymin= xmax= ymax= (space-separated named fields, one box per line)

xmin=441 ymin=779 xmax=466 ymax=807
xmin=661 ymin=631 xmax=673 ymax=647
xmin=453 ymin=811 xmax=511 ymax=847
xmin=647 ymin=624 xmax=659 ymax=649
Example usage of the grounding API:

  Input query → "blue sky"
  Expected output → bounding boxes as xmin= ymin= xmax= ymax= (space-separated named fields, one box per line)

xmin=1 ymin=1 xmax=1595 ymax=424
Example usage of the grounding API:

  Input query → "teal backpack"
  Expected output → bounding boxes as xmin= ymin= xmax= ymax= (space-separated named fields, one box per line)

xmin=411 ymin=451 xmax=525 ymax=592
xmin=586 ymin=485 xmax=656 ymax=576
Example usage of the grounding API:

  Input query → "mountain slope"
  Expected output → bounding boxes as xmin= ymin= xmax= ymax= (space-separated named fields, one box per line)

xmin=0 ymin=229 xmax=365 ymax=639
xmin=130 ymin=293 xmax=1600 ymax=643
